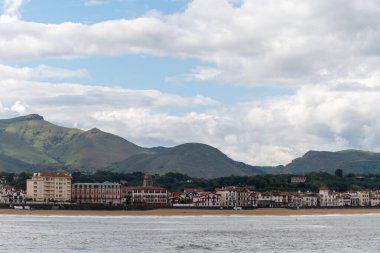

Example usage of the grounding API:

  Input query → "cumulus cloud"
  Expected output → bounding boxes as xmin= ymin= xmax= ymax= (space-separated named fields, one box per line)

xmin=1 ymin=0 xmax=380 ymax=167
xmin=0 ymin=0 xmax=26 ymax=22
xmin=1 ymin=79 xmax=380 ymax=166
xmin=0 ymin=0 xmax=379 ymax=86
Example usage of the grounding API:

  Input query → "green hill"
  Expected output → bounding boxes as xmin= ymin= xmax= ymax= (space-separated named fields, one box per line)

xmin=108 ymin=143 xmax=264 ymax=178
xmin=0 ymin=114 xmax=145 ymax=172
xmin=5 ymin=114 xmax=379 ymax=177
xmin=277 ymin=150 xmax=380 ymax=175
xmin=0 ymin=114 xmax=265 ymax=178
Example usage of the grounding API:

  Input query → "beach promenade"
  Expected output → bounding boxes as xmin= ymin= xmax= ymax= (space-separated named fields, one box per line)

xmin=2 ymin=208 xmax=380 ymax=216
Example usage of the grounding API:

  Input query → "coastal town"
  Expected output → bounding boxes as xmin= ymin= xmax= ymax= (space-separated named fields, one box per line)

xmin=1 ymin=172 xmax=380 ymax=210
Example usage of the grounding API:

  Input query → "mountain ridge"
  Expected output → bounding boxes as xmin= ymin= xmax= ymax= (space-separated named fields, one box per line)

xmin=2 ymin=114 xmax=380 ymax=177
xmin=0 ymin=114 xmax=263 ymax=178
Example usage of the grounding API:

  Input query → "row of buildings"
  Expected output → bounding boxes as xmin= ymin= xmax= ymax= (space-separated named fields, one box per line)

xmin=173 ymin=187 xmax=379 ymax=208
xmin=26 ymin=172 xmax=168 ymax=207
xmin=25 ymin=172 xmax=380 ymax=208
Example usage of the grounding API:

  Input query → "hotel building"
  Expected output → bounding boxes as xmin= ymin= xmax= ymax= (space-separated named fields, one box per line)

xmin=124 ymin=186 xmax=168 ymax=207
xmin=216 ymin=186 xmax=250 ymax=208
xmin=26 ymin=172 xmax=72 ymax=202
xmin=72 ymin=182 xmax=122 ymax=205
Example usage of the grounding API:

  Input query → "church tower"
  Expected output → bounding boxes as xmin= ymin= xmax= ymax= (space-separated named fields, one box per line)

xmin=143 ymin=173 xmax=153 ymax=187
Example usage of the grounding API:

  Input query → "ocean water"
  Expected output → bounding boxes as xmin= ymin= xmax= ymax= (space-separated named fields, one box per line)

xmin=0 ymin=214 xmax=379 ymax=252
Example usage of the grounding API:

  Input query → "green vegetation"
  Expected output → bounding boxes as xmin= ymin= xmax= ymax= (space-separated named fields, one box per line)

xmin=0 ymin=114 xmax=263 ymax=178
xmin=6 ymin=170 xmax=380 ymax=193
xmin=61 ymin=171 xmax=380 ymax=192
xmin=275 ymin=150 xmax=380 ymax=175
xmin=4 ymin=114 xmax=380 ymax=178
xmin=109 ymin=143 xmax=264 ymax=178
xmin=70 ymin=171 xmax=380 ymax=192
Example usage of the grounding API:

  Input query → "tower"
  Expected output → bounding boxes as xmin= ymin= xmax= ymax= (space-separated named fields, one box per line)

xmin=143 ymin=173 xmax=153 ymax=187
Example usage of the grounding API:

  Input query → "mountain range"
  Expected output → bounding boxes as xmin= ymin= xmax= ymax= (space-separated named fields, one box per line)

xmin=0 ymin=114 xmax=264 ymax=178
xmin=1 ymin=114 xmax=380 ymax=178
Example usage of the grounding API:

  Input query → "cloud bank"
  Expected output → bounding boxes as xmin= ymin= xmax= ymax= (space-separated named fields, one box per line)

xmin=0 ymin=0 xmax=379 ymax=86
xmin=1 ymin=80 xmax=380 ymax=166
xmin=1 ymin=0 xmax=380 ymax=166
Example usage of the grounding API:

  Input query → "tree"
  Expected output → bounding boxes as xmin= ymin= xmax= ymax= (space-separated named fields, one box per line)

xmin=335 ymin=169 xmax=343 ymax=178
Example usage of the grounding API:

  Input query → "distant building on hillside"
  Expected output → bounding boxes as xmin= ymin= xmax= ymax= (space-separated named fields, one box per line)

xmin=290 ymin=176 xmax=307 ymax=184
xmin=26 ymin=172 xmax=72 ymax=202
xmin=72 ymin=182 xmax=122 ymax=205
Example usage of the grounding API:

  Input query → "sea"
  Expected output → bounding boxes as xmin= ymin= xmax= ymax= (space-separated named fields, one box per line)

xmin=0 ymin=214 xmax=379 ymax=252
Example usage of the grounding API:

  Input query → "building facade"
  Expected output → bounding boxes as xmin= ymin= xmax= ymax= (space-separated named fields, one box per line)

xmin=302 ymin=193 xmax=318 ymax=207
xmin=72 ymin=182 xmax=122 ymax=205
xmin=216 ymin=187 xmax=250 ymax=208
xmin=358 ymin=191 xmax=370 ymax=206
xmin=124 ymin=186 xmax=168 ymax=208
xmin=26 ymin=172 xmax=72 ymax=202
xmin=193 ymin=193 xmax=221 ymax=207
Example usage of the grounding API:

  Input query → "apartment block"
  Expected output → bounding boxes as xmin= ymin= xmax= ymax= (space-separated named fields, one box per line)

xmin=26 ymin=172 xmax=72 ymax=202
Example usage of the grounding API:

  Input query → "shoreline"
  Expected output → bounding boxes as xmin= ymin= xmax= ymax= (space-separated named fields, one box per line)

xmin=2 ymin=208 xmax=380 ymax=216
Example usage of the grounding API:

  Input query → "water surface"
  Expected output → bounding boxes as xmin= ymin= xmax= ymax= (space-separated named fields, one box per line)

xmin=0 ymin=214 xmax=379 ymax=252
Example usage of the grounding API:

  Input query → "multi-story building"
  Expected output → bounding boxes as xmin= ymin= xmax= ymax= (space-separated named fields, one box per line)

xmin=26 ymin=172 xmax=72 ymax=202
xmin=302 ymin=192 xmax=318 ymax=207
xmin=248 ymin=192 xmax=258 ymax=207
xmin=193 ymin=193 xmax=221 ymax=207
xmin=290 ymin=176 xmax=307 ymax=184
xmin=319 ymin=188 xmax=339 ymax=207
xmin=0 ymin=186 xmax=25 ymax=204
xmin=72 ymin=182 xmax=122 ymax=205
xmin=124 ymin=186 xmax=168 ymax=208
xmin=370 ymin=192 xmax=380 ymax=206
xmin=358 ymin=191 xmax=370 ymax=206
xmin=257 ymin=192 xmax=272 ymax=207
xmin=216 ymin=187 xmax=250 ymax=208
xmin=287 ymin=193 xmax=303 ymax=208
xmin=349 ymin=192 xmax=360 ymax=206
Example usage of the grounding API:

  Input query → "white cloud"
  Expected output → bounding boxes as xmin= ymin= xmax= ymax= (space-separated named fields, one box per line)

xmin=0 ymin=0 xmax=26 ymax=22
xmin=10 ymin=100 xmax=28 ymax=114
xmin=0 ymin=0 xmax=379 ymax=86
xmin=84 ymin=0 xmax=104 ymax=6
xmin=1 ymin=0 xmax=380 ymax=167
xmin=0 ymin=64 xmax=88 ymax=80
xmin=2 ymin=79 xmax=380 ymax=166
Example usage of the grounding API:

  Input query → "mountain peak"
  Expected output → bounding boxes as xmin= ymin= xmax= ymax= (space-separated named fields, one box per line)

xmin=3 ymin=114 xmax=45 ymax=123
xmin=23 ymin=114 xmax=44 ymax=120
xmin=88 ymin=128 xmax=102 ymax=134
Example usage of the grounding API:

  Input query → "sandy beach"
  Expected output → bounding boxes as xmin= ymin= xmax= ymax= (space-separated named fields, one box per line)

xmin=1 ymin=208 xmax=380 ymax=216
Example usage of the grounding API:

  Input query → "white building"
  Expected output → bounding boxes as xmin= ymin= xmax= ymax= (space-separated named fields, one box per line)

xmin=124 ymin=186 xmax=168 ymax=207
xmin=0 ymin=187 xmax=25 ymax=204
xmin=216 ymin=187 xmax=250 ymax=208
xmin=193 ymin=193 xmax=221 ymax=207
xmin=319 ymin=188 xmax=339 ymax=207
xmin=302 ymin=193 xmax=318 ymax=207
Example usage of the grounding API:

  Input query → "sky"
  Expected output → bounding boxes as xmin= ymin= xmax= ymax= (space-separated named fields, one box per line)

xmin=1 ymin=0 xmax=380 ymax=166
